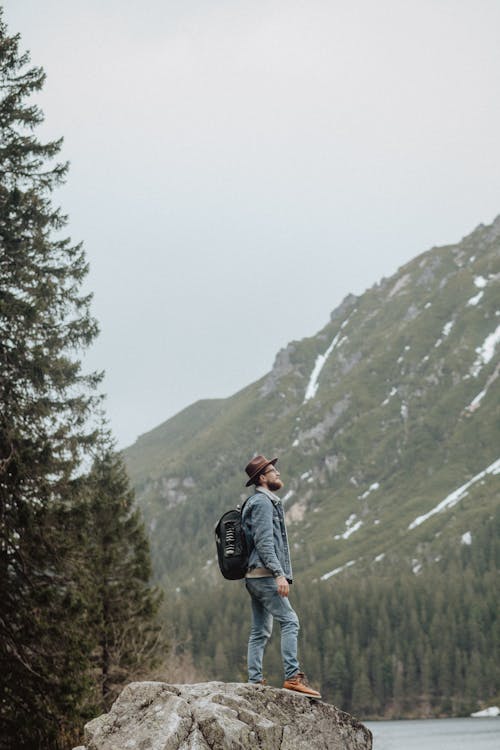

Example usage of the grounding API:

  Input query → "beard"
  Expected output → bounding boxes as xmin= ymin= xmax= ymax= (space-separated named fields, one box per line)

xmin=267 ymin=477 xmax=284 ymax=492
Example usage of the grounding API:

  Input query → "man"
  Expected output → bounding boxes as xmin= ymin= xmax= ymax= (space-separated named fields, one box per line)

xmin=241 ymin=454 xmax=321 ymax=699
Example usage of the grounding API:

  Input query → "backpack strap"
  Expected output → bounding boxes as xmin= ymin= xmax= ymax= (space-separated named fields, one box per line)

xmin=239 ymin=496 xmax=251 ymax=521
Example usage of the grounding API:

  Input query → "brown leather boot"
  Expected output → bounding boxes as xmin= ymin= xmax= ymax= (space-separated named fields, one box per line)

xmin=283 ymin=672 xmax=321 ymax=699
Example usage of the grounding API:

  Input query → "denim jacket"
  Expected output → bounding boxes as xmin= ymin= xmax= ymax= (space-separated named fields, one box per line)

xmin=242 ymin=487 xmax=293 ymax=582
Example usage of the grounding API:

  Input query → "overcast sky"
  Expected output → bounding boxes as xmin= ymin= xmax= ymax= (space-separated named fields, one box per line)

xmin=4 ymin=1 xmax=500 ymax=448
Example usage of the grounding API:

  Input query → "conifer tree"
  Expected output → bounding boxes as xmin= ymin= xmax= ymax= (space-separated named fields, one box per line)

xmin=84 ymin=448 xmax=164 ymax=709
xmin=0 ymin=12 xmax=101 ymax=748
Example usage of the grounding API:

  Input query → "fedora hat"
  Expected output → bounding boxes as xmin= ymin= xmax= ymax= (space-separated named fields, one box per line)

xmin=244 ymin=454 xmax=278 ymax=487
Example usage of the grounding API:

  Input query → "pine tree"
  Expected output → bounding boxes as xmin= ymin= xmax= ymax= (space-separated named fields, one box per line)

xmin=351 ymin=655 xmax=374 ymax=717
xmin=85 ymin=448 xmax=164 ymax=710
xmin=0 ymin=12 xmax=101 ymax=748
xmin=326 ymin=648 xmax=349 ymax=707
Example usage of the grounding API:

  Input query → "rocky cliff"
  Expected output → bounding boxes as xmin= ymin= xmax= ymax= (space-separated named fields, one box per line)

xmin=74 ymin=681 xmax=372 ymax=750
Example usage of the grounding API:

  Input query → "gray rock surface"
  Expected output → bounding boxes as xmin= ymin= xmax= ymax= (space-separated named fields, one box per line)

xmin=260 ymin=344 xmax=297 ymax=397
xmin=76 ymin=681 xmax=372 ymax=750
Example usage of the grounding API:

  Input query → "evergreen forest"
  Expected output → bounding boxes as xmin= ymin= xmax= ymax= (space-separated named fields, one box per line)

xmin=169 ymin=506 xmax=499 ymax=719
xmin=0 ymin=13 xmax=164 ymax=749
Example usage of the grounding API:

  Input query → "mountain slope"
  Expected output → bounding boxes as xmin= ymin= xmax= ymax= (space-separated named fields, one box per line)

xmin=124 ymin=216 xmax=500 ymax=590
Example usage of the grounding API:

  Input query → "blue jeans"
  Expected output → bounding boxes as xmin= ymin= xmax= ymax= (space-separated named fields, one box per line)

xmin=245 ymin=577 xmax=300 ymax=682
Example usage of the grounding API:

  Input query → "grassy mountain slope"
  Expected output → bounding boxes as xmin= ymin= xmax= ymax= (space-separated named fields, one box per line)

xmin=124 ymin=216 xmax=500 ymax=591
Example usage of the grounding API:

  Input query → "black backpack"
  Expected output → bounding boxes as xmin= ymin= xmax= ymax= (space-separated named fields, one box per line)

xmin=214 ymin=500 xmax=250 ymax=580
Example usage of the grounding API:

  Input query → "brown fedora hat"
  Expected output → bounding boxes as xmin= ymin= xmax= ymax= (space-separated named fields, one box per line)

xmin=244 ymin=454 xmax=278 ymax=487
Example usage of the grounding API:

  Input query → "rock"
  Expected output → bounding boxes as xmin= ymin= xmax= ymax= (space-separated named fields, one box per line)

xmin=330 ymin=293 xmax=358 ymax=322
xmin=296 ymin=396 xmax=351 ymax=447
xmin=260 ymin=344 xmax=297 ymax=397
xmin=76 ymin=681 xmax=372 ymax=750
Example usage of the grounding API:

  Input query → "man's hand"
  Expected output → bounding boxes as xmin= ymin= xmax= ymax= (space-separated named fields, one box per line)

xmin=276 ymin=575 xmax=289 ymax=597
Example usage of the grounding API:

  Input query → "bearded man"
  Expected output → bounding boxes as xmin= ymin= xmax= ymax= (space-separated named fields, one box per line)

xmin=242 ymin=454 xmax=321 ymax=698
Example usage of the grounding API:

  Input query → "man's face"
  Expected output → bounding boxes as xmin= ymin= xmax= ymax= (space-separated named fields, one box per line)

xmin=261 ymin=464 xmax=283 ymax=492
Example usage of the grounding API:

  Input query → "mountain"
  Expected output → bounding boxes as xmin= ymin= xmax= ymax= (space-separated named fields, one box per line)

xmin=124 ymin=216 xmax=500 ymax=590
xmin=123 ymin=216 xmax=499 ymax=717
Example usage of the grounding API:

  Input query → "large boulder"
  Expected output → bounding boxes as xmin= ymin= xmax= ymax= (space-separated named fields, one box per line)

xmin=76 ymin=681 xmax=372 ymax=750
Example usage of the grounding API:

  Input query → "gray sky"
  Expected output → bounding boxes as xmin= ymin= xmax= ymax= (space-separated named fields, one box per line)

xmin=5 ymin=0 xmax=500 ymax=448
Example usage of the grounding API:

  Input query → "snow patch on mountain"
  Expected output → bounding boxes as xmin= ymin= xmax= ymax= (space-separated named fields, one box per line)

xmin=359 ymin=482 xmax=380 ymax=500
xmin=474 ymin=275 xmax=487 ymax=289
xmin=335 ymin=513 xmax=363 ymax=540
xmin=442 ymin=320 xmax=454 ymax=337
xmin=461 ymin=531 xmax=472 ymax=546
xmin=464 ymin=362 xmax=500 ymax=413
xmin=467 ymin=290 xmax=484 ymax=306
xmin=470 ymin=324 xmax=500 ymax=377
xmin=320 ymin=559 xmax=356 ymax=581
xmin=304 ymin=330 xmax=344 ymax=402
xmin=382 ymin=386 xmax=398 ymax=406
xmin=466 ymin=275 xmax=490 ymax=306
xmin=408 ymin=457 xmax=500 ymax=529
xmin=412 ymin=559 xmax=422 ymax=575
xmin=465 ymin=388 xmax=487 ymax=411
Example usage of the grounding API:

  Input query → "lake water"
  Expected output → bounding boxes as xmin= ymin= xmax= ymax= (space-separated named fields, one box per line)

xmin=364 ymin=717 xmax=500 ymax=750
